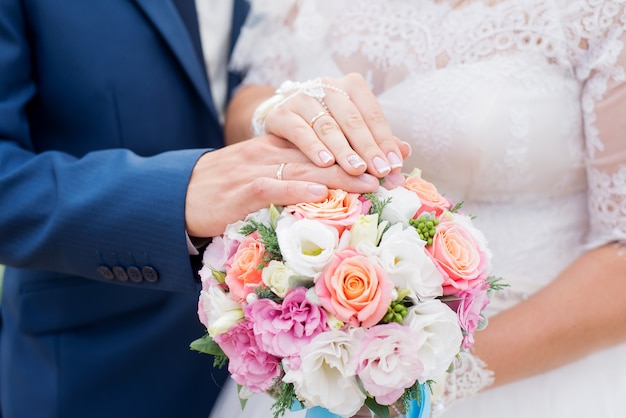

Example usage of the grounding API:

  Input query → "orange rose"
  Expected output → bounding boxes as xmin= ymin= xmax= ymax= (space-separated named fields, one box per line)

xmin=404 ymin=171 xmax=451 ymax=217
xmin=315 ymin=248 xmax=393 ymax=328
xmin=225 ymin=232 xmax=266 ymax=302
xmin=285 ymin=189 xmax=364 ymax=233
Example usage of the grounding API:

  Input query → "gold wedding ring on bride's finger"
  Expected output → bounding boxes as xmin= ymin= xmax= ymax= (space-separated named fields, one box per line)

xmin=275 ymin=163 xmax=286 ymax=181
xmin=308 ymin=111 xmax=330 ymax=127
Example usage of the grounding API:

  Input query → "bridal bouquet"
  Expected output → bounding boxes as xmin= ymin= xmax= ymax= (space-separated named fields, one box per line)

xmin=192 ymin=168 xmax=502 ymax=418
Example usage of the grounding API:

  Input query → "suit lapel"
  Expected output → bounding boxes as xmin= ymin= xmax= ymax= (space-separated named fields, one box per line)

xmin=132 ymin=0 xmax=217 ymax=118
xmin=227 ymin=0 xmax=251 ymax=101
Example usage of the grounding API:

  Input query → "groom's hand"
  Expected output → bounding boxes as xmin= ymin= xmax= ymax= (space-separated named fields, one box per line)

xmin=185 ymin=135 xmax=380 ymax=238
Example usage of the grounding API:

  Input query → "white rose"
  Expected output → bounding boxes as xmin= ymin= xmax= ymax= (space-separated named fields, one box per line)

xmin=376 ymin=186 xmax=422 ymax=227
xmin=276 ymin=216 xmax=338 ymax=277
xmin=201 ymin=285 xmax=244 ymax=337
xmin=283 ymin=328 xmax=366 ymax=416
xmin=262 ymin=260 xmax=295 ymax=298
xmin=375 ymin=223 xmax=444 ymax=300
xmin=348 ymin=214 xmax=379 ymax=247
xmin=403 ymin=299 xmax=463 ymax=381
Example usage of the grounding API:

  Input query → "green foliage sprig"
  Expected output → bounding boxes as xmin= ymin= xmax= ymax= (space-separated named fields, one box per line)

xmin=268 ymin=378 xmax=298 ymax=418
xmin=363 ymin=193 xmax=392 ymax=222
xmin=486 ymin=275 xmax=509 ymax=292
xmin=240 ymin=219 xmax=282 ymax=267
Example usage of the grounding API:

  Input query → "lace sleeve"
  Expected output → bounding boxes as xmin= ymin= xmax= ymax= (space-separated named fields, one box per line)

xmin=229 ymin=0 xmax=300 ymax=87
xmin=573 ymin=2 xmax=626 ymax=248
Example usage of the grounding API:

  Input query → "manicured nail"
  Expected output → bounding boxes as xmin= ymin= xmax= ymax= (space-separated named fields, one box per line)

xmin=319 ymin=150 xmax=334 ymax=164
xmin=373 ymin=156 xmax=391 ymax=175
xmin=308 ymin=184 xmax=328 ymax=197
xmin=347 ymin=154 xmax=366 ymax=169
xmin=387 ymin=152 xmax=403 ymax=169
xmin=402 ymin=141 xmax=412 ymax=157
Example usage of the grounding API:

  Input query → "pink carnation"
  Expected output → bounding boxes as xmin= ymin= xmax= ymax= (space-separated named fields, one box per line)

xmin=214 ymin=320 xmax=281 ymax=393
xmin=357 ymin=323 xmax=424 ymax=405
xmin=446 ymin=280 xmax=491 ymax=348
xmin=246 ymin=287 xmax=329 ymax=358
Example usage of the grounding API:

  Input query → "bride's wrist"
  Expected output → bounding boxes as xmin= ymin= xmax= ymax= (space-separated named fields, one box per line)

xmin=431 ymin=350 xmax=494 ymax=416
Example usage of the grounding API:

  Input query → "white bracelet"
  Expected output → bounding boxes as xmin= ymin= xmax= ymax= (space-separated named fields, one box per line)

xmin=250 ymin=78 xmax=349 ymax=136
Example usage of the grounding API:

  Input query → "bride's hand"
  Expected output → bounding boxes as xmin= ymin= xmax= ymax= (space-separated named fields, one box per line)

xmin=234 ymin=73 xmax=410 ymax=186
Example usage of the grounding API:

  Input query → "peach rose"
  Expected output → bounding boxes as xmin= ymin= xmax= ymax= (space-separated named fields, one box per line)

xmin=315 ymin=248 xmax=393 ymax=328
xmin=225 ymin=232 xmax=266 ymax=302
xmin=426 ymin=219 xmax=489 ymax=295
xmin=404 ymin=170 xmax=451 ymax=217
xmin=285 ymin=189 xmax=364 ymax=233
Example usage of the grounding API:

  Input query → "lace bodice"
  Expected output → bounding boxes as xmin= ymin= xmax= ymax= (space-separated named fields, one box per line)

xmin=232 ymin=0 xmax=626 ymax=311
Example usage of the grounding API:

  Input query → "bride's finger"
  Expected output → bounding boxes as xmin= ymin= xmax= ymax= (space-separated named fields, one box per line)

xmin=265 ymin=96 xmax=371 ymax=175
xmin=322 ymin=73 xmax=404 ymax=177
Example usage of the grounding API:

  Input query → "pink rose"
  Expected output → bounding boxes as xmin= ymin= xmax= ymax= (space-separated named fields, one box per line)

xmin=246 ymin=287 xmax=329 ymax=358
xmin=446 ymin=280 xmax=491 ymax=348
xmin=225 ymin=232 xmax=266 ymax=302
xmin=285 ymin=189 xmax=365 ymax=233
xmin=404 ymin=174 xmax=451 ymax=217
xmin=356 ymin=323 xmax=423 ymax=405
xmin=214 ymin=320 xmax=281 ymax=393
xmin=427 ymin=219 xmax=490 ymax=295
xmin=316 ymin=248 xmax=393 ymax=328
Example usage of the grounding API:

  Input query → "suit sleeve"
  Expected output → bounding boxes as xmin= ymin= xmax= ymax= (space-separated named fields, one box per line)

xmin=0 ymin=0 xmax=207 ymax=292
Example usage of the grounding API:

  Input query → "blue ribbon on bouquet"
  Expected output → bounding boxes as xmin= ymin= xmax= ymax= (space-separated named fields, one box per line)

xmin=291 ymin=384 xmax=432 ymax=418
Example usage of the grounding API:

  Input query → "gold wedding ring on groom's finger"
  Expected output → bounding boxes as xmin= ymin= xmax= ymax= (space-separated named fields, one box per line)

xmin=275 ymin=163 xmax=286 ymax=181
xmin=308 ymin=111 xmax=330 ymax=127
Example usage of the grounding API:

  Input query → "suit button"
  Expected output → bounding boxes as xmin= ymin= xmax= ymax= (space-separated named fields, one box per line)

xmin=113 ymin=266 xmax=128 ymax=281
xmin=142 ymin=266 xmax=159 ymax=283
xmin=97 ymin=266 xmax=114 ymax=280
xmin=127 ymin=266 xmax=143 ymax=282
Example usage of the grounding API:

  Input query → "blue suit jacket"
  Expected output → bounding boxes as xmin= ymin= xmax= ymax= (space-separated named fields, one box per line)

xmin=0 ymin=1 xmax=249 ymax=417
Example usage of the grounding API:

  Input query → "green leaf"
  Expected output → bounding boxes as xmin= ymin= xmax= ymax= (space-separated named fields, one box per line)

xmin=190 ymin=334 xmax=229 ymax=368
xmin=237 ymin=384 xmax=248 ymax=411
xmin=190 ymin=334 xmax=217 ymax=354
xmin=364 ymin=398 xmax=390 ymax=418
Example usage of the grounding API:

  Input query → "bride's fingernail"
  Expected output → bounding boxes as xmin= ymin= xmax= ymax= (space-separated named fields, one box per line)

xmin=373 ymin=156 xmax=391 ymax=175
xmin=347 ymin=154 xmax=366 ymax=169
xmin=319 ymin=150 xmax=334 ymax=164
xmin=402 ymin=141 xmax=412 ymax=157
xmin=387 ymin=152 xmax=403 ymax=169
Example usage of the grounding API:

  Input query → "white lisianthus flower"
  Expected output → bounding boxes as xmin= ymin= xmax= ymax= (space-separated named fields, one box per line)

xmin=201 ymin=285 xmax=244 ymax=337
xmin=261 ymin=260 xmax=295 ymax=298
xmin=349 ymin=214 xmax=379 ymax=248
xmin=376 ymin=223 xmax=444 ymax=300
xmin=403 ymin=299 xmax=463 ymax=381
xmin=283 ymin=328 xmax=366 ymax=416
xmin=223 ymin=208 xmax=272 ymax=242
xmin=276 ymin=216 xmax=339 ymax=277
xmin=376 ymin=186 xmax=421 ymax=227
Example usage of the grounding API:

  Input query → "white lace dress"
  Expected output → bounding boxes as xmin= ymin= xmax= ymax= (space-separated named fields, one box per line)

xmin=214 ymin=1 xmax=626 ymax=417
